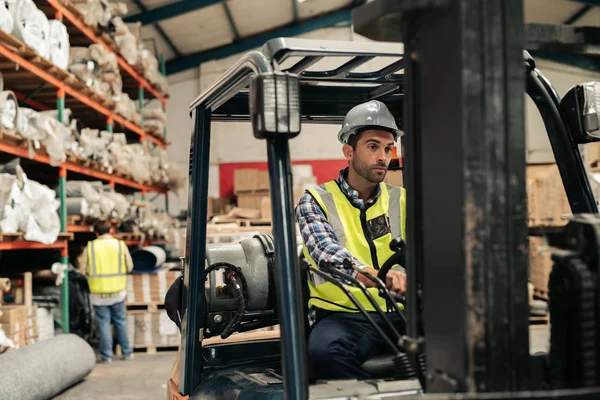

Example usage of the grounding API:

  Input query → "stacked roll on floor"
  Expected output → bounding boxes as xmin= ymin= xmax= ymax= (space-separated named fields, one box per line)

xmin=0 ymin=334 xmax=96 ymax=400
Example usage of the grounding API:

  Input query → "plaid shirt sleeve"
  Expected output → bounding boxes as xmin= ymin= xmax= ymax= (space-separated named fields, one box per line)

xmin=295 ymin=191 xmax=369 ymax=277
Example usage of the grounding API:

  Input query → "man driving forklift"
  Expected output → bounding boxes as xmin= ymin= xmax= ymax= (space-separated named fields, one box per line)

xmin=296 ymin=99 xmax=407 ymax=380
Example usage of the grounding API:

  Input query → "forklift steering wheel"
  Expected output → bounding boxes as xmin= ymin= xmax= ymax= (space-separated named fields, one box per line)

xmin=377 ymin=237 xmax=406 ymax=282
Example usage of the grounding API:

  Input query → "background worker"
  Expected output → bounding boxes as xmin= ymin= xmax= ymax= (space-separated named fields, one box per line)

xmin=296 ymin=100 xmax=407 ymax=380
xmin=78 ymin=220 xmax=134 ymax=363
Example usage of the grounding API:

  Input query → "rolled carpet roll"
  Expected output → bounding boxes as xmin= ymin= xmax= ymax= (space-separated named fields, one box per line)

xmin=66 ymin=197 xmax=89 ymax=216
xmin=0 ymin=334 xmax=96 ymax=400
xmin=131 ymin=246 xmax=167 ymax=271
xmin=48 ymin=19 xmax=69 ymax=70
xmin=0 ymin=90 xmax=18 ymax=133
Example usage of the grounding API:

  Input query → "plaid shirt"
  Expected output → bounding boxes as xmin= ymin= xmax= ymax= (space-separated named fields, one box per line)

xmin=296 ymin=167 xmax=382 ymax=322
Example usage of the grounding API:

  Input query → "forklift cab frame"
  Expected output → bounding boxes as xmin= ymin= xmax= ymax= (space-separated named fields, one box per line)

xmin=179 ymin=2 xmax=600 ymax=398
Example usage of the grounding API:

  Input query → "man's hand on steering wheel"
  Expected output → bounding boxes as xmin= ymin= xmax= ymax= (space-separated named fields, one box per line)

xmin=385 ymin=270 xmax=406 ymax=296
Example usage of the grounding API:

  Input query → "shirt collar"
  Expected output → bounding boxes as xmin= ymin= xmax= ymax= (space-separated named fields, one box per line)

xmin=335 ymin=167 xmax=382 ymax=209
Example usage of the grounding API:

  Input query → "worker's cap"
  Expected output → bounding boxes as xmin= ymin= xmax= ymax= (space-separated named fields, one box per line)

xmin=337 ymin=100 xmax=404 ymax=144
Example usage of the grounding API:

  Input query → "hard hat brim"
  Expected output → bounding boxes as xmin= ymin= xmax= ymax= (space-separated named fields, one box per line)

xmin=338 ymin=125 xmax=404 ymax=144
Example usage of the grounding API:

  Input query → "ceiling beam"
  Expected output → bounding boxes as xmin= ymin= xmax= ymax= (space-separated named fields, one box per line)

xmin=130 ymin=0 xmax=181 ymax=57
xmin=222 ymin=2 xmax=240 ymax=40
xmin=166 ymin=6 xmax=359 ymax=75
xmin=529 ymin=50 xmax=600 ymax=73
xmin=563 ymin=4 xmax=593 ymax=24
xmin=292 ymin=0 xmax=299 ymax=22
xmin=123 ymin=0 xmax=224 ymax=25
xmin=568 ymin=0 xmax=599 ymax=5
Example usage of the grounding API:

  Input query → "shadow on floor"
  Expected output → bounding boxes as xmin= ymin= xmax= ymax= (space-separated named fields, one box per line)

xmin=54 ymin=353 xmax=177 ymax=400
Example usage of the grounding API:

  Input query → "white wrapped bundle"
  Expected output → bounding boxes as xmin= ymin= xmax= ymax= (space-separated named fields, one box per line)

xmin=48 ymin=20 xmax=70 ymax=70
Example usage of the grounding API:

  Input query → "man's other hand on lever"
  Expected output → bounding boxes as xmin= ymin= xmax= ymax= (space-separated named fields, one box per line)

xmin=357 ymin=267 xmax=407 ymax=296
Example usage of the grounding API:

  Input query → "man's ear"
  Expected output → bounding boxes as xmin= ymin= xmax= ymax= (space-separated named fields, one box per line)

xmin=342 ymin=143 xmax=353 ymax=161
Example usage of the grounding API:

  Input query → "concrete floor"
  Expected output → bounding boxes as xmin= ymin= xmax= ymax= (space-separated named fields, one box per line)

xmin=53 ymin=353 xmax=176 ymax=400
xmin=52 ymin=327 xmax=550 ymax=399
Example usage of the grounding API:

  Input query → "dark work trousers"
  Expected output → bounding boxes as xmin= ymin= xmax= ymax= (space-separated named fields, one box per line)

xmin=308 ymin=309 xmax=406 ymax=380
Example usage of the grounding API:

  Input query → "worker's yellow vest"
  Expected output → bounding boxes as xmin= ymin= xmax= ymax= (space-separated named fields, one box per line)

xmin=87 ymin=237 xmax=128 ymax=294
xmin=303 ymin=181 xmax=406 ymax=312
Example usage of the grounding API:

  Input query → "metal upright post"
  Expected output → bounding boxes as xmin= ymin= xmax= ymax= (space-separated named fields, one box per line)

xmin=59 ymin=166 xmax=69 ymax=334
xmin=267 ymin=137 xmax=308 ymax=400
xmin=180 ymin=107 xmax=212 ymax=396
xmin=139 ymin=84 xmax=144 ymax=131
xmin=402 ymin=0 xmax=529 ymax=393
xmin=56 ymin=84 xmax=69 ymax=333
xmin=106 ymin=116 xmax=113 ymax=133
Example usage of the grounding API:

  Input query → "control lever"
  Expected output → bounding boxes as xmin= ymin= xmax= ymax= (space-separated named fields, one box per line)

xmin=345 ymin=259 xmax=407 ymax=321
xmin=308 ymin=265 xmax=403 ymax=356
xmin=319 ymin=260 xmax=405 ymax=343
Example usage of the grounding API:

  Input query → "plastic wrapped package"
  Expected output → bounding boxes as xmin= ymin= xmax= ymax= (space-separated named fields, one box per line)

xmin=0 ymin=171 xmax=60 ymax=244
xmin=167 ymin=164 xmax=186 ymax=196
xmin=104 ymin=190 xmax=129 ymax=218
xmin=89 ymin=43 xmax=118 ymax=72
xmin=0 ymin=90 xmax=18 ymax=133
xmin=71 ymin=0 xmax=111 ymax=27
xmin=0 ymin=0 xmax=14 ymax=34
xmin=0 ymin=173 xmax=16 ymax=218
xmin=113 ymin=93 xmax=139 ymax=123
xmin=48 ymin=19 xmax=69 ymax=70
xmin=37 ymin=115 xmax=69 ymax=165
xmin=144 ymin=119 xmax=164 ymax=135
xmin=111 ymin=17 xmax=138 ymax=65
xmin=65 ymin=180 xmax=103 ymax=198
xmin=13 ymin=0 xmax=50 ymax=59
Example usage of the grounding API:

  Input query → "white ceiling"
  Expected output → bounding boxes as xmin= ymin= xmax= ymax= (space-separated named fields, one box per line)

xmin=121 ymin=0 xmax=599 ymax=65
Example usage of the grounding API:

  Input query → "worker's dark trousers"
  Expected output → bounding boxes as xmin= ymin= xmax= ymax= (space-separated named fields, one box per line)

xmin=308 ymin=310 xmax=406 ymax=380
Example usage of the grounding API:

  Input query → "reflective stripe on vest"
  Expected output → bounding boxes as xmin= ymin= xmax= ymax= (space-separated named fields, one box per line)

xmin=87 ymin=238 xmax=127 ymax=294
xmin=303 ymin=180 xmax=406 ymax=313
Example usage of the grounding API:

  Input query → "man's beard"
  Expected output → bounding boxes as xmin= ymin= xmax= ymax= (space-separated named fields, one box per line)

xmin=351 ymin=158 xmax=387 ymax=183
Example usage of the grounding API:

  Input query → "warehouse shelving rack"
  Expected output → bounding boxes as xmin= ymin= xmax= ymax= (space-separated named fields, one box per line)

xmin=0 ymin=0 xmax=171 ymax=334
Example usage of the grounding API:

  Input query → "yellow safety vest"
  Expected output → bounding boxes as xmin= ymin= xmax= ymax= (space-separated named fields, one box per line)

xmin=87 ymin=237 xmax=128 ymax=294
xmin=303 ymin=180 xmax=406 ymax=312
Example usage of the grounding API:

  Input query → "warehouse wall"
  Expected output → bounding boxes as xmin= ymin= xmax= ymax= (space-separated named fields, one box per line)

xmin=164 ymin=27 xmax=600 ymax=213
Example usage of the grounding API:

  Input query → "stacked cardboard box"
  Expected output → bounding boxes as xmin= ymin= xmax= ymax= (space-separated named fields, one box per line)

xmin=126 ymin=270 xmax=181 ymax=304
xmin=0 ymin=305 xmax=38 ymax=349
xmin=127 ymin=310 xmax=180 ymax=347
xmin=234 ymin=169 xmax=271 ymax=220
xmin=526 ymin=164 xmax=571 ymax=227
xmin=528 ymin=236 xmax=557 ymax=293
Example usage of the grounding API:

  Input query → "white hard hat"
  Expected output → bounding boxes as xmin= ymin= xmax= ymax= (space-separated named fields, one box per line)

xmin=337 ymin=100 xmax=403 ymax=144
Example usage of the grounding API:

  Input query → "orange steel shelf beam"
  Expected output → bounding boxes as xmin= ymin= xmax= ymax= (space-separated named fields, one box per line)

xmin=0 ymin=240 xmax=67 ymax=250
xmin=0 ymin=44 xmax=166 ymax=148
xmin=0 ymin=140 xmax=167 ymax=194
xmin=67 ymin=224 xmax=93 ymax=233
xmin=45 ymin=0 xmax=167 ymax=105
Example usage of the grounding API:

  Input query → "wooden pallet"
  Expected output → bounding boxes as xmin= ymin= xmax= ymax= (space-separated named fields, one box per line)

xmin=133 ymin=345 xmax=179 ymax=354
xmin=212 ymin=219 xmax=272 ymax=227
xmin=0 ymin=232 xmax=24 ymax=241
xmin=126 ymin=302 xmax=165 ymax=312
xmin=533 ymin=288 xmax=549 ymax=301
xmin=530 ymin=315 xmax=550 ymax=326
xmin=115 ymin=232 xmax=144 ymax=241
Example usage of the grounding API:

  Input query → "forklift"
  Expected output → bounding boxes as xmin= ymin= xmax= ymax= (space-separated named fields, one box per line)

xmin=170 ymin=0 xmax=600 ymax=398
